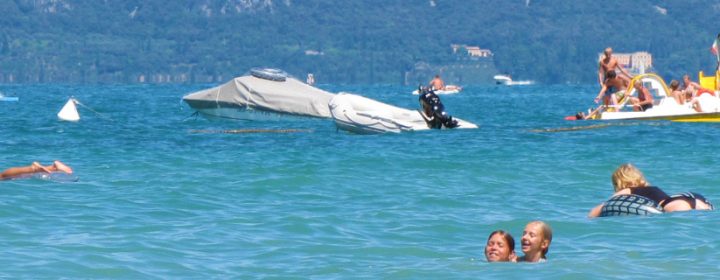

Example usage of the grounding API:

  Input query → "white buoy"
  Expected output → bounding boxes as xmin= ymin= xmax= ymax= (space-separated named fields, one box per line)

xmin=58 ymin=98 xmax=80 ymax=122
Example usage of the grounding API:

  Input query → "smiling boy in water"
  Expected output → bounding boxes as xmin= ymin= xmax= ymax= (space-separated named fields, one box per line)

xmin=517 ymin=221 xmax=552 ymax=263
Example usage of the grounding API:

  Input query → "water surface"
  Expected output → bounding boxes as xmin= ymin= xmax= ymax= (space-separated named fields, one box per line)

xmin=1 ymin=83 xmax=718 ymax=278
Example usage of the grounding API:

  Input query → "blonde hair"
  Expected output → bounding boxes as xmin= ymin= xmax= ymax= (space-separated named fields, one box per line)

xmin=528 ymin=221 xmax=553 ymax=258
xmin=611 ymin=163 xmax=649 ymax=192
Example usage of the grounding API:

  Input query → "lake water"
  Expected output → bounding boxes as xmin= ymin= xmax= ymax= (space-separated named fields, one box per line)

xmin=1 ymin=83 xmax=719 ymax=278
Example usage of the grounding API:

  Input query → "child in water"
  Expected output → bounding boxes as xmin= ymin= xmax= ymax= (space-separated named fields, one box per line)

xmin=484 ymin=230 xmax=516 ymax=262
xmin=517 ymin=221 xmax=552 ymax=263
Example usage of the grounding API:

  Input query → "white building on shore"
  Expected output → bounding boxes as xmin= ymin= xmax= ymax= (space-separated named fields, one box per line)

xmin=598 ymin=51 xmax=653 ymax=75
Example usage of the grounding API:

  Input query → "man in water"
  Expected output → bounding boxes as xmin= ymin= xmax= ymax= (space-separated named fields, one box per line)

xmin=0 ymin=161 xmax=73 ymax=180
xmin=428 ymin=74 xmax=445 ymax=91
xmin=598 ymin=47 xmax=632 ymax=86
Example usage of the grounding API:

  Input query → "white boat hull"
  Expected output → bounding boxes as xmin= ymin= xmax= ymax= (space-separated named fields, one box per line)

xmin=188 ymin=104 xmax=312 ymax=122
xmin=329 ymin=93 xmax=478 ymax=134
xmin=601 ymin=96 xmax=720 ymax=121
xmin=494 ymin=74 xmax=533 ymax=86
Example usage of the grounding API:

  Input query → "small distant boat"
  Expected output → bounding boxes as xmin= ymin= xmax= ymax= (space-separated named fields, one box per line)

xmin=494 ymin=74 xmax=534 ymax=86
xmin=0 ymin=92 xmax=18 ymax=102
xmin=328 ymin=93 xmax=477 ymax=134
xmin=411 ymin=85 xmax=462 ymax=95
xmin=494 ymin=74 xmax=512 ymax=85
xmin=58 ymin=98 xmax=80 ymax=122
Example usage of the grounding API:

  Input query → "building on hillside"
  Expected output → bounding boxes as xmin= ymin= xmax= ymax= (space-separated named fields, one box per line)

xmin=598 ymin=51 xmax=653 ymax=75
xmin=405 ymin=44 xmax=498 ymax=85
xmin=452 ymin=44 xmax=493 ymax=58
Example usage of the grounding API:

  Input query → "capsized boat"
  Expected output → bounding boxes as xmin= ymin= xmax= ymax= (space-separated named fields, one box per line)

xmin=411 ymin=85 xmax=462 ymax=95
xmin=182 ymin=68 xmax=335 ymax=120
xmin=328 ymin=92 xmax=478 ymax=134
xmin=573 ymin=73 xmax=720 ymax=122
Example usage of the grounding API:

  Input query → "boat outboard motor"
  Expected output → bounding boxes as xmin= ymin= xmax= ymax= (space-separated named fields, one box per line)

xmin=418 ymin=86 xmax=459 ymax=129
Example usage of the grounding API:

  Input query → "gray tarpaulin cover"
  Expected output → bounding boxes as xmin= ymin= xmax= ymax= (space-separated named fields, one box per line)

xmin=183 ymin=75 xmax=335 ymax=118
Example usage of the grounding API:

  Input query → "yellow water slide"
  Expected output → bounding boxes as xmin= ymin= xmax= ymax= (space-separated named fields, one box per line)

xmin=610 ymin=73 xmax=670 ymax=111
xmin=698 ymin=71 xmax=719 ymax=90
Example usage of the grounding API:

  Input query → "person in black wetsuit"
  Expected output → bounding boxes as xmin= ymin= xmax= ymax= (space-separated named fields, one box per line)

xmin=417 ymin=86 xmax=459 ymax=129
xmin=588 ymin=163 xmax=714 ymax=218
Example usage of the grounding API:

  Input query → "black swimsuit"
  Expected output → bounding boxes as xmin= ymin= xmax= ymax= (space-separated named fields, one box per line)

xmin=630 ymin=186 xmax=670 ymax=205
xmin=632 ymin=187 xmax=714 ymax=210
xmin=661 ymin=192 xmax=715 ymax=210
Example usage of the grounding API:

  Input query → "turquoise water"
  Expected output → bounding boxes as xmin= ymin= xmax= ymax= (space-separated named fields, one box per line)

xmin=1 ymin=83 xmax=719 ymax=278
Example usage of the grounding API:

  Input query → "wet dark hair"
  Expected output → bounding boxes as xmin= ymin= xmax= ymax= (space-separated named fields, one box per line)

xmin=669 ymin=80 xmax=680 ymax=90
xmin=606 ymin=71 xmax=617 ymax=79
xmin=487 ymin=230 xmax=515 ymax=252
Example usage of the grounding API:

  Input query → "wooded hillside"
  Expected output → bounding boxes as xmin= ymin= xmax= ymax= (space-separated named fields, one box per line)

xmin=1 ymin=0 xmax=719 ymax=84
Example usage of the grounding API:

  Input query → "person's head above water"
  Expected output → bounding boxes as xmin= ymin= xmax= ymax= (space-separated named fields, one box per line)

xmin=520 ymin=221 xmax=552 ymax=262
xmin=612 ymin=163 xmax=649 ymax=192
xmin=485 ymin=230 xmax=516 ymax=262
xmin=574 ymin=111 xmax=586 ymax=120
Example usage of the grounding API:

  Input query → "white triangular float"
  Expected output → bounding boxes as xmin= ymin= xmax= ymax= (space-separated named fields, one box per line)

xmin=57 ymin=98 xmax=80 ymax=122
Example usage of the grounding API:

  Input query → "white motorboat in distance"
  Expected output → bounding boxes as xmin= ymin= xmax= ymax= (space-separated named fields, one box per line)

xmin=494 ymin=74 xmax=534 ymax=86
xmin=0 ymin=92 xmax=18 ymax=102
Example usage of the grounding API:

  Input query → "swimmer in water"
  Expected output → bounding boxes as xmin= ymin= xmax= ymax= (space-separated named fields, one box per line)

xmin=588 ymin=163 xmax=714 ymax=218
xmin=485 ymin=230 xmax=517 ymax=262
xmin=517 ymin=221 xmax=552 ymax=263
xmin=0 ymin=161 xmax=73 ymax=180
